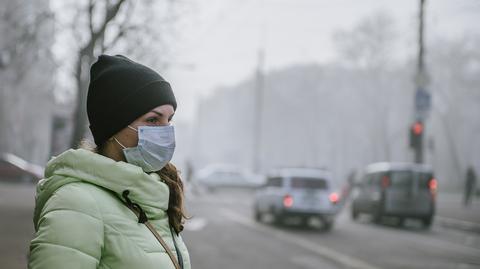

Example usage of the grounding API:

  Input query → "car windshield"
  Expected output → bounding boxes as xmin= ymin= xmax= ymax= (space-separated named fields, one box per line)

xmin=389 ymin=170 xmax=433 ymax=189
xmin=290 ymin=177 xmax=327 ymax=189
xmin=266 ymin=177 xmax=282 ymax=187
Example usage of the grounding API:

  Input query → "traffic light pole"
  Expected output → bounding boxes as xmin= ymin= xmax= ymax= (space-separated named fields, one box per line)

xmin=412 ymin=0 xmax=427 ymax=164
xmin=418 ymin=0 xmax=425 ymax=73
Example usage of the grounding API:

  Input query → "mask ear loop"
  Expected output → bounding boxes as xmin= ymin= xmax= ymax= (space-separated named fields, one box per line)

xmin=113 ymin=125 xmax=138 ymax=149
xmin=113 ymin=137 xmax=127 ymax=149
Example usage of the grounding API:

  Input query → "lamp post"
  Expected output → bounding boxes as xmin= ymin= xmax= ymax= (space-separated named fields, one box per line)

xmin=411 ymin=0 xmax=431 ymax=164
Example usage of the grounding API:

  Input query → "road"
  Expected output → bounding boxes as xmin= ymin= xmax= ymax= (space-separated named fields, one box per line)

xmin=0 ymin=182 xmax=36 ymax=269
xmin=183 ymin=188 xmax=480 ymax=269
xmin=1 ymin=182 xmax=479 ymax=269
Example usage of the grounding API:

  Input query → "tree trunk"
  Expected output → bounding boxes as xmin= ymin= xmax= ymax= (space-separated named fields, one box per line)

xmin=70 ymin=47 xmax=95 ymax=148
xmin=67 ymin=0 xmax=139 ymax=148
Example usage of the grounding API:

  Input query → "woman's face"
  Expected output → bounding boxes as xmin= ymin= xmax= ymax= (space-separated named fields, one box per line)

xmin=112 ymin=104 xmax=175 ymax=149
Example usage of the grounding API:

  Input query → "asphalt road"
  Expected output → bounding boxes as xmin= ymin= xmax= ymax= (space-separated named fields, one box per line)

xmin=183 ymin=188 xmax=480 ymax=269
xmin=1 ymin=182 xmax=479 ymax=269
xmin=0 ymin=182 xmax=36 ymax=269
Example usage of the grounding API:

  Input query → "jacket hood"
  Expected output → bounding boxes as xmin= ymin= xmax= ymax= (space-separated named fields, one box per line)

xmin=33 ymin=149 xmax=169 ymax=227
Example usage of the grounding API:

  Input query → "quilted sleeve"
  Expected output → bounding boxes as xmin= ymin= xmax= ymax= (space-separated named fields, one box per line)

xmin=28 ymin=183 xmax=104 ymax=269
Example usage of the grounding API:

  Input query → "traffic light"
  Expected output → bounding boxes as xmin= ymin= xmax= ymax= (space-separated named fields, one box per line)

xmin=409 ymin=121 xmax=423 ymax=149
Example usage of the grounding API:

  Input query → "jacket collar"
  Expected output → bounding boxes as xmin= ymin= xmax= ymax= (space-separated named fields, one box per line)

xmin=34 ymin=149 xmax=169 ymax=227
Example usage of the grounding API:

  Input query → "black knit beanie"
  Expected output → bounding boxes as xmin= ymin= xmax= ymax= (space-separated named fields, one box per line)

xmin=87 ymin=54 xmax=177 ymax=146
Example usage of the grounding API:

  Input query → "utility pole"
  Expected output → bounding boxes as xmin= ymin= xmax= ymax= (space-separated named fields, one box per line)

xmin=252 ymin=0 xmax=267 ymax=173
xmin=410 ymin=0 xmax=431 ymax=163
xmin=253 ymin=48 xmax=265 ymax=173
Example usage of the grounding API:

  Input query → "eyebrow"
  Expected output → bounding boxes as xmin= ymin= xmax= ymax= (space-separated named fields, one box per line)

xmin=151 ymin=110 xmax=175 ymax=119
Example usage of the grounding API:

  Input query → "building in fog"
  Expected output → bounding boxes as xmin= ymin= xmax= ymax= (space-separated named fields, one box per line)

xmin=0 ymin=0 xmax=58 ymax=165
xmin=192 ymin=60 xmax=480 ymax=191
xmin=192 ymin=64 xmax=413 ymax=184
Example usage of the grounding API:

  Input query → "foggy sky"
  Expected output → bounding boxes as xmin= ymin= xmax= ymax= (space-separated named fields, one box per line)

xmin=166 ymin=0 xmax=480 ymax=122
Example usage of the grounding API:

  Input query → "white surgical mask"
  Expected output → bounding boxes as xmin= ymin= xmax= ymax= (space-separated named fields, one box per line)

xmin=114 ymin=125 xmax=175 ymax=172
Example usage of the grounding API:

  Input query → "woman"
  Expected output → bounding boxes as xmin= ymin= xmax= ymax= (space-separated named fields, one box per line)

xmin=28 ymin=55 xmax=191 ymax=269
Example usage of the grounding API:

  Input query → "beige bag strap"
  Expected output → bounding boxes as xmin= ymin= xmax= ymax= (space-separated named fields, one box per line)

xmin=144 ymin=221 xmax=182 ymax=269
xmin=127 ymin=206 xmax=181 ymax=269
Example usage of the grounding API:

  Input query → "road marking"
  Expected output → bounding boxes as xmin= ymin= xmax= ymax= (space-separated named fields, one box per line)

xmin=220 ymin=209 xmax=382 ymax=269
xmin=290 ymin=255 xmax=337 ymax=269
xmin=436 ymin=216 xmax=480 ymax=233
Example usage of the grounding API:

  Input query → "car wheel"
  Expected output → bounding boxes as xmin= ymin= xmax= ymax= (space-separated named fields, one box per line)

xmin=422 ymin=216 xmax=433 ymax=228
xmin=253 ymin=207 xmax=262 ymax=222
xmin=372 ymin=204 xmax=383 ymax=223
xmin=351 ymin=207 xmax=359 ymax=220
xmin=322 ymin=219 xmax=334 ymax=231
xmin=271 ymin=209 xmax=284 ymax=226
xmin=274 ymin=213 xmax=286 ymax=225
xmin=372 ymin=208 xmax=383 ymax=224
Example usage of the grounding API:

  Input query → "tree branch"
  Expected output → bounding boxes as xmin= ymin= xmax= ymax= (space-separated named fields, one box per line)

xmin=102 ymin=0 xmax=136 ymax=52
xmin=88 ymin=0 xmax=95 ymax=37
xmin=81 ymin=0 xmax=127 ymax=53
xmin=95 ymin=0 xmax=127 ymax=40
xmin=103 ymin=25 xmax=138 ymax=51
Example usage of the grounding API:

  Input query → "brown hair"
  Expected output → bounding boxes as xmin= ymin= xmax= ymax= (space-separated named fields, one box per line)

xmin=80 ymin=139 xmax=188 ymax=234
xmin=156 ymin=163 xmax=188 ymax=234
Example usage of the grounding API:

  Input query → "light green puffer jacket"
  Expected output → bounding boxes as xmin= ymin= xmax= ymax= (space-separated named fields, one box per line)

xmin=28 ymin=149 xmax=191 ymax=269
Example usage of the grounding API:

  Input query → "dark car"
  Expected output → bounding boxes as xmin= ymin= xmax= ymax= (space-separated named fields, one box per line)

xmin=351 ymin=162 xmax=436 ymax=228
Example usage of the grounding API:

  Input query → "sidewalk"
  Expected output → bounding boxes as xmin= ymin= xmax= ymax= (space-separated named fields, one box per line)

xmin=436 ymin=192 xmax=480 ymax=233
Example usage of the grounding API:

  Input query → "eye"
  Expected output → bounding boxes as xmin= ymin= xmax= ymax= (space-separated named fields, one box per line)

xmin=146 ymin=117 xmax=158 ymax=124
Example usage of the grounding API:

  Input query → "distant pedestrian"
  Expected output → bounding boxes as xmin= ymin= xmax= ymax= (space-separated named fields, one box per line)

xmin=28 ymin=55 xmax=190 ymax=269
xmin=341 ymin=169 xmax=356 ymax=202
xmin=464 ymin=166 xmax=477 ymax=207
xmin=184 ymin=159 xmax=198 ymax=195
xmin=185 ymin=159 xmax=194 ymax=183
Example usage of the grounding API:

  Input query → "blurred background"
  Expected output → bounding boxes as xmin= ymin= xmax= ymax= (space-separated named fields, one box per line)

xmin=1 ymin=0 xmax=479 ymax=268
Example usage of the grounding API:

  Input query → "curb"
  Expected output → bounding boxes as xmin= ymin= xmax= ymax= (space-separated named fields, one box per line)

xmin=436 ymin=216 xmax=480 ymax=234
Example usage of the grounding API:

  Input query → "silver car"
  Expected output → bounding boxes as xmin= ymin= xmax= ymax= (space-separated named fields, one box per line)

xmin=253 ymin=168 xmax=341 ymax=230
xmin=351 ymin=162 xmax=437 ymax=228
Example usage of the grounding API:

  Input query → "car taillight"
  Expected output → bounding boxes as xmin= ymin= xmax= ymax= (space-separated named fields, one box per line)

xmin=381 ymin=176 xmax=390 ymax=189
xmin=429 ymin=178 xmax=437 ymax=196
xmin=329 ymin=192 xmax=339 ymax=204
xmin=283 ymin=195 xmax=294 ymax=208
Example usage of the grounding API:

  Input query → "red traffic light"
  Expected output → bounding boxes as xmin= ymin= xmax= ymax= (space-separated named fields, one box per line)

xmin=412 ymin=122 xmax=423 ymax=135
xmin=409 ymin=121 xmax=424 ymax=149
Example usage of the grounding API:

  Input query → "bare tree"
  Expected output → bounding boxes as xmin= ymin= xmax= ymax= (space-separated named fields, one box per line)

xmin=0 ymin=0 xmax=54 ymax=82
xmin=0 ymin=0 xmax=61 ymax=165
xmin=429 ymin=36 xmax=480 ymax=186
xmin=66 ymin=0 xmax=177 ymax=147
xmin=333 ymin=11 xmax=396 ymax=71
xmin=69 ymin=0 xmax=128 ymax=148
xmin=333 ymin=11 xmax=398 ymax=161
